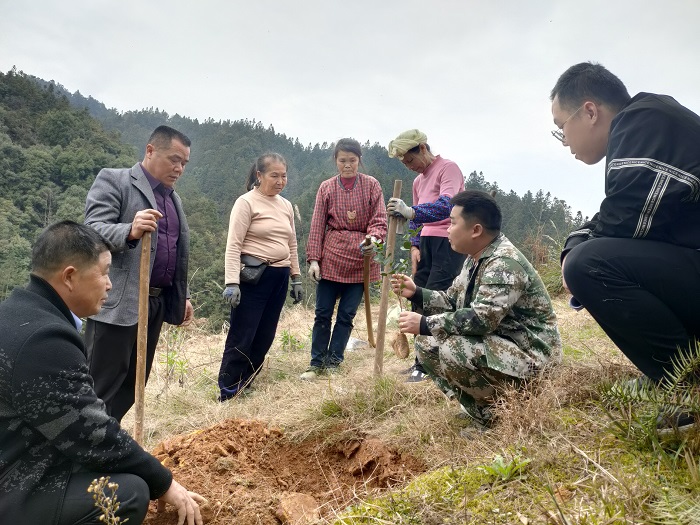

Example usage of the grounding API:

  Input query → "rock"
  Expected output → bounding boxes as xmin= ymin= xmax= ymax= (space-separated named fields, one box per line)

xmin=275 ymin=492 xmax=320 ymax=524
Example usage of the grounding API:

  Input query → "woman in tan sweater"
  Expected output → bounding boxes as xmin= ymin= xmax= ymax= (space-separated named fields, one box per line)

xmin=219 ymin=153 xmax=303 ymax=401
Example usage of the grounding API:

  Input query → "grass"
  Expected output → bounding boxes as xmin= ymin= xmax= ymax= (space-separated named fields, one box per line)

xmin=123 ymin=295 xmax=700 ymax=524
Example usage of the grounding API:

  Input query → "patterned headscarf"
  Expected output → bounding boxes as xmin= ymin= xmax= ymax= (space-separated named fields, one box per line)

xmin=387 ymin=129 xmax=428 ymax=159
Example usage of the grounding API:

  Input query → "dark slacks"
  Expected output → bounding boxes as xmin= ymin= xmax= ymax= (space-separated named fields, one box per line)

xmin=219 ymin=266 xmax=289 ymax=401
xmin=564 ymin=237 xmax=700 ymax=381
xmin=310 ymin=279 xmax=364 ymax=368
xmin=412 ymin=236 xmax=466 ymax=372
xmin=35 ymin=471 xmax=150 ymax=525
xmin=86 ymin=295 xmax=166 ymax=422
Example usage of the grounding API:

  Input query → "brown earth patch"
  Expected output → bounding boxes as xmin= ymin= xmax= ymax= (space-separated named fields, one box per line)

xmin=144 ymin=418 xmax=426 ymax=524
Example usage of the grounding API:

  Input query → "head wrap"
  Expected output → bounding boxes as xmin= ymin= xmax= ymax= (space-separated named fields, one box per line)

xmin=387 ymin=129 xmax=428 ymax=159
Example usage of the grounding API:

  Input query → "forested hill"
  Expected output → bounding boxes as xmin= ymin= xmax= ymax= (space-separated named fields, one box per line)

xmin=0 ymin=67 xmax=583 ymax=326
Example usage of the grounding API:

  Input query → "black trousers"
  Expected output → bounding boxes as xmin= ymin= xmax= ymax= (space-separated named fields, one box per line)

xmin=218 ymin=266 xmax=289 ymax=401
xmin=564 ymin=237 xmax=700 ymax=381
xmin=412 ymin=236 xmax=466 ymax=372
xmin=86 ymin=296 xmax=166 ymax=422
xmin=30 ymin=470 xmax=150 ymax=525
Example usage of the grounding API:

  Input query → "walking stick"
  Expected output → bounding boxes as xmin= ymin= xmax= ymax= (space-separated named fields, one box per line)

xmin=363 ymin=235 xmax=376 ymax=348
xmin=134 ymin=231 xmax=150 ymax=444
xmin=374 ymin=180 xmax=402 ymax=377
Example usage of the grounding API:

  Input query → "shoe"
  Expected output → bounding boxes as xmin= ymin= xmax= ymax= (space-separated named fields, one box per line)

xmin=325 ymin=365 xmax=340 ymax=375
xmin=657 ymin=408 xmax=696 ymax=436
xmin=300 ymin=366 xmax=322 ymax=381
xmin=405 ymin=369 xmax=429 ymax=383
xmin=400 ymin=364 xmax=416 ymax=375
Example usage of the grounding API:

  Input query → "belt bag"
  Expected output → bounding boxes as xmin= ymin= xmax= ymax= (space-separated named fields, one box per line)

xmin=239 ymin=254 xmax=268 ymax=285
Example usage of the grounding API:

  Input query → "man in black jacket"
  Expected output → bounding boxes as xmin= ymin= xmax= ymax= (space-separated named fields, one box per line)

xmin=550 ymin=62 xmax=700 ymax=408
xmin=0 ymin=221 xmax=203 ymax=524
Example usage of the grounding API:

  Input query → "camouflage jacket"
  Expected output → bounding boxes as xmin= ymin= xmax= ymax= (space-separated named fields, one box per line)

xmin=420 ymin=233 xmax=561 ymax=370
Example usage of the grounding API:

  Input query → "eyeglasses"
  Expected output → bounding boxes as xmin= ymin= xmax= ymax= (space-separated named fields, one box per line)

xmin=551 ymin=104 xmax=584 ymax=142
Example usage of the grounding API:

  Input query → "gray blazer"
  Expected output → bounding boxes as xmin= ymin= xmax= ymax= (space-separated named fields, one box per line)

xmin=85 ymin=163 xmax=189 ymax=326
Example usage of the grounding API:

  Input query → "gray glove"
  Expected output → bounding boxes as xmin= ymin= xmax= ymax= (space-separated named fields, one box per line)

xmin=222 ymin=284 xmax=241 ymax=308
xmin=387 ymin=198 xmax=415 ymax=219
xmin=290 ymin=279 xmax=303 ymax=304
xmin=308 ymin=261 xmax=321 ymax=282
xmin=360 ymin=236 xmax=379 ymax=255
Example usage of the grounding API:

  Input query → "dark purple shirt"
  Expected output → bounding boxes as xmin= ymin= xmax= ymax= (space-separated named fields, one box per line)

xmin=141 ymin=163 xmax=180 ymax=288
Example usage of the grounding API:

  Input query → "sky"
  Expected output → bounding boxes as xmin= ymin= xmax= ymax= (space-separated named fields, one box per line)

xmin=2 ymin=0 xmax=700 ymax=217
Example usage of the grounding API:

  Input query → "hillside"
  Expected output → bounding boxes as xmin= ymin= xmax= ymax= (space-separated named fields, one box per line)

xmin=1 ymin=66 xmax=583 ymax=326
xmin=125 ymin=298 xmax=700 ymax=524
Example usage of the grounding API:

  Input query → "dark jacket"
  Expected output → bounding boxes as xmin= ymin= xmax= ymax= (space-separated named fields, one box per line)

xmin=562 ymin=92 xmax=700 ymax=261
xmin=0 ymin=276 xmax=172 ymax=524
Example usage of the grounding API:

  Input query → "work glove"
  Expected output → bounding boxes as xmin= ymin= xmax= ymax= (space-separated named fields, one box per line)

xmin=222 ymin=284 xmax=241 ymax=308
xmin=387 ymin=198 xmax=415 ymax=220
xmin=289 ymin=278 xmax=303 ymax=304
xmin=360 ymin=236 xmax=379 ymax=255
xmin=308 ymin=261 xmax=321 ymax=282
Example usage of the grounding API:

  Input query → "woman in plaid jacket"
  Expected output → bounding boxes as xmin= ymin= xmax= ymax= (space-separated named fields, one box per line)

xmin=301 ymin=138 xmax=387 ymax=379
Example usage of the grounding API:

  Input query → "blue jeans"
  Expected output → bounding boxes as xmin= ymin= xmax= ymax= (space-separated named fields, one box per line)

xmin=310 ymin=279 xmax=364 ymax=368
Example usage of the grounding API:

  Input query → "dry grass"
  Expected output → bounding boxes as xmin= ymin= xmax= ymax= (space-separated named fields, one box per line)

xmin=122 ymin=295 xmax=700 ymax=524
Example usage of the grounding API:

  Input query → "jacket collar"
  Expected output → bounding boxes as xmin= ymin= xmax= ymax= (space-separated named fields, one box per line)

xmin=26 ymin=274 xmax=75 ymax=327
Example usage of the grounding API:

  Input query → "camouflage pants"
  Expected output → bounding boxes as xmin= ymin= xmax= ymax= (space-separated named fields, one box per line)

xmin=415 ymin=334 xmax=527 ymax=424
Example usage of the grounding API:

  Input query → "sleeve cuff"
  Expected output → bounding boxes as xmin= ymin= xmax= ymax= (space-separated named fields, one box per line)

xmin=419 ymin=316 xmax=431 ymax=336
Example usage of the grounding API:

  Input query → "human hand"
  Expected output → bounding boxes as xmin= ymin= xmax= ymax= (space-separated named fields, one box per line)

xmin=360 ymin=236 xmax=379 ymax=255
xmin=391 ymin=273 xmax=417 ymax=299
xmin=180 ymin=299 xmax=194 ymax=326
xmin=128 ymin=209 xmax=163 ymax=241
xmin=387 ymin=198 xmax=415 ymax=220
xmin=157 ymin=480 xmax=205 ymax=525
xmin=222 ymin=285 xmax=241 ymax=308
xmin=308 ymin=261 xmax=320 ymax=282
xmin=289 ymin=278 xmax=303 ymax=304
xmin=398 ymin=311 xmax=422 ymax=335
xmin=410 ymin=246 xmax=420 ymax=276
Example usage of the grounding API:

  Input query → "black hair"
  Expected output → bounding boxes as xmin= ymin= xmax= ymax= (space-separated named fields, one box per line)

xmin=31 ymin=221 xmax=111 ymax=276
xmin=147 ymin=125 xmax=192 ymax=150
xmin=450 ymin=190 xmax=502 ymax=232
xmin=405 ymin=143 xmax=431 ymax=156
xmin=245 ymin=152 xmax=287 ymax=191
xmin=550 ymin=62 xmax=631 ymax=113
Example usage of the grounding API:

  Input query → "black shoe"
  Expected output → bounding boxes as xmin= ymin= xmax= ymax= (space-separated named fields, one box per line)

xmin=400 ymin=364 xmax=416 ymax=375
xmin=657 ymin=408 xmax=696 ymax=436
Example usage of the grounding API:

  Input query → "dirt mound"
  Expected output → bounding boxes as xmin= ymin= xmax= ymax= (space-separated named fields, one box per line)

xmin=144 ymin=419 xmax=425 ymax=524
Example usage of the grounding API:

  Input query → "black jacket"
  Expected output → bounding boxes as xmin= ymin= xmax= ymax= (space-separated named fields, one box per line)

xmin=562 ymin=92 xmax=700 ymax=260
xmin=0 ymin=276 xmax=172 ymax=524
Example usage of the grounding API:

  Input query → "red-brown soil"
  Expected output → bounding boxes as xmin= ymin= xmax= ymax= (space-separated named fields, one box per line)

xmin=143 ymin=419 xmax=426 ymax=524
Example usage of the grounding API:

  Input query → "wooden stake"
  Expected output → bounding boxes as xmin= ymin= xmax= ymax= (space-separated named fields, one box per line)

xmin=363 ymin=235 xmax=376 ymax=348
xmin=134 ymin=231 xmax=150 ymax=444
xmin=374 ymin=180 xmax=402 ymax=377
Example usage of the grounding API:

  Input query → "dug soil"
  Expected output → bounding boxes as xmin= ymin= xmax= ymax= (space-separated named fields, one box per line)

xmin=143 ymin=418 xmax=426 ymax=524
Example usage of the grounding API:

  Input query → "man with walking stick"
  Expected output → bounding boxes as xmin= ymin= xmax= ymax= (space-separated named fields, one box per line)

xmin=85 ymin=125 xmax=193 ymax=422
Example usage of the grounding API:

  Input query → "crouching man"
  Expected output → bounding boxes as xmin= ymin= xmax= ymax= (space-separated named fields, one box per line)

xmin=392 ymin=190 xmax=562 ymax=428
xmin=0 ymin=221 xmax=203 ymax=525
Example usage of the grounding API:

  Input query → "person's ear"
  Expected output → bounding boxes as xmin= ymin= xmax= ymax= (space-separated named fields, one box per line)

xmin=472 ymin=223 xmax=483 ymax=238
xmin=61 ymin=266 xmax=78 ymax=292
xmin=583 ymin=101 xmax=599 ymax=123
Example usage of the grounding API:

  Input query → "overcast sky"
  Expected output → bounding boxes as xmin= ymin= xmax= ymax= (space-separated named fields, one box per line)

xmin=2 ymin=0 xmax=699 ymax=216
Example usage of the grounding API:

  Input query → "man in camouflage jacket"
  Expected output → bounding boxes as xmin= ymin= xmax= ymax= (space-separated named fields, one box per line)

xmin=393 ymin=190 xmax=561 ymax=426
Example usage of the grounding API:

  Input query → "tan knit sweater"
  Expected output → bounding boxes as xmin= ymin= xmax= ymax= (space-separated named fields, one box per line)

xmin=225 ymin=188 xmax=301 ymax=285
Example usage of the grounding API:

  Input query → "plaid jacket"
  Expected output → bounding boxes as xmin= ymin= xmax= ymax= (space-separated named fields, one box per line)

xmin=307 ymin=173 xmax=387 ymax=283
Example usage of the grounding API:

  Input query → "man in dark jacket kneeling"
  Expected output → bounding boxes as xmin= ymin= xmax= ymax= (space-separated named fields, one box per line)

xmin=0 ymin=221 xmax=203 ymax=525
